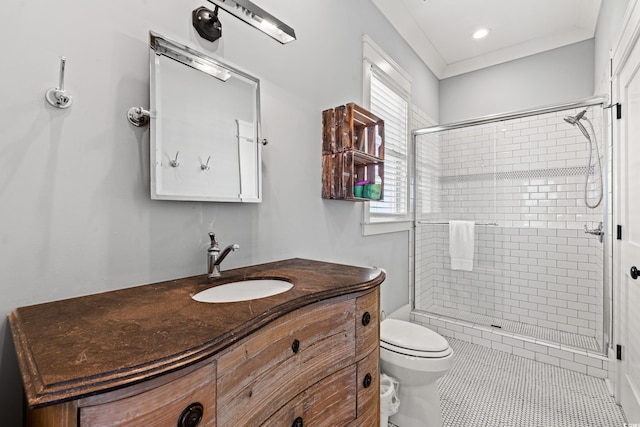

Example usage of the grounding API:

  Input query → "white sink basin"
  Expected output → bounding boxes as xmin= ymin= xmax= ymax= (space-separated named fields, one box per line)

xmin=192 ymin=279 xmax=293 ymax=303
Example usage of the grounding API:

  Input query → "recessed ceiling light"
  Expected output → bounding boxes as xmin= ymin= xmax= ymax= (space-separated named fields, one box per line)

xmin=473 ymin=28 xmax=490 ymax=39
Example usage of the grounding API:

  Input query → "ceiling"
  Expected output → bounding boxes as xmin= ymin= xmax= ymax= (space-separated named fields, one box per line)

xmin=371 ymin=0 xmax=602 ymax=79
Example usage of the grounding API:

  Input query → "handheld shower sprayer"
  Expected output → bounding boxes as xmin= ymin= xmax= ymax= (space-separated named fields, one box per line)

xmin=564 ymin=109 xmax=586 ymax=123
xmin=563 ymin=108 xmax=602 ymax=209
xmin=564 ymin=110 xmax=590 ymax=141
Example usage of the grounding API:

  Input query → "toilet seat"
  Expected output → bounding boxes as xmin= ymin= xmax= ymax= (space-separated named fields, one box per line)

xmin=381 ymin=319 xmax=452 ymax=358
xmin=381 ymin=340 xmax=452 ymax=358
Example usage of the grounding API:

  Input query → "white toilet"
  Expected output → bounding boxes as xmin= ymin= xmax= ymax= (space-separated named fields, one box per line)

xmin=380 ymin=318 xmax=453 ymax=427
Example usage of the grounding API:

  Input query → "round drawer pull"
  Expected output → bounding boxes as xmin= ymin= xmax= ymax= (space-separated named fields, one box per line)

xmin=292 ymin=416 xmax=304 ymax=427
xmin=362 ymin=311 xmax=371 ymax=326
xmin=291 ymin=338 xmax=300 ymax=354
xmin=178 ymin=402 xmax=204 ymax=427
xmin=363 ymin=373 xmax=372 ymax=388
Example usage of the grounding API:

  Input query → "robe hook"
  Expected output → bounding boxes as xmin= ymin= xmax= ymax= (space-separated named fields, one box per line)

xmin=45 ymin=56 xmax=73 ymax=109
xmin=201 ymin=156 xmax=211 ymax=171
xmin=170 ymin=152 xmax=180 ymax=167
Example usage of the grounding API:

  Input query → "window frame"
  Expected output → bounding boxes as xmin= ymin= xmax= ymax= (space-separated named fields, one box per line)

xmin=361 ymin=35 xmax=412 ymax=235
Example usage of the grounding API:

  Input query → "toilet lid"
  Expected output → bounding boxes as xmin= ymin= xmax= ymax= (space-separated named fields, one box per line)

xmin=381 ymin=319 xmax=450 ymax=353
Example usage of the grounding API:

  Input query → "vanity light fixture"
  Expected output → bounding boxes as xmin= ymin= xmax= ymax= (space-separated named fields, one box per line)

xmin=193 ymin=6 xmax=223 ymax=43
xmin=473 ymin=28 xmax=490 ymax=39
xmin=205 ymin=0 xmax=296 ymax=44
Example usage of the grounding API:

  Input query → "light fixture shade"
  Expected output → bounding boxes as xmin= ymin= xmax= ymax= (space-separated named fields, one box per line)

xmin=206 ymin=0 xmax=296 ymax=44
xmin=150 ymin=32 xmax=232 ymax=81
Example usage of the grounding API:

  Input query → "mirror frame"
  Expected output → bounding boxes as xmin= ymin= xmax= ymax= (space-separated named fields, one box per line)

xmin=149 ymin=32 xmax=262 ymax=202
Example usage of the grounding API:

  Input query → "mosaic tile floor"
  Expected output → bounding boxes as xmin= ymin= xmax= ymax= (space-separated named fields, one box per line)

xmin=388 ymin=337 xmax=624 ymax=426
xmin=436 ymin=338 xmax=625 ymax=426
xmin=424 ymin=305 xmax=601 ymax=352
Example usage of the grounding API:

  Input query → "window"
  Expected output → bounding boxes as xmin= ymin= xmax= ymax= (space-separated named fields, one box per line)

xmin=362 ymin=36 xmax=412 ymax=234
xmin=369 ymin=71 xmax=409 ymax=218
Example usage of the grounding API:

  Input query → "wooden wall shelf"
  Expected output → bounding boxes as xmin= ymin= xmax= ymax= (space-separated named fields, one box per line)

xmin=322 ymin=103 xmax=385 ymax=201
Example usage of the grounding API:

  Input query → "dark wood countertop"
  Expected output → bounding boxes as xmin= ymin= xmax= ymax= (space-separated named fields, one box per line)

xmin=9 ymin=258 xmax=384 ymax=408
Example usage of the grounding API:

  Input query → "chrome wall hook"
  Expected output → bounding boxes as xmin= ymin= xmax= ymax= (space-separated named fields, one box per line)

xmin=170 ymin=152 xmax=180 ymax=167
xmin=127 ymin=107 xmax=151 ymax=127
xmin=201 ymin=156 xmax=211 ymax=171
xmin=260 ymin=138 xmax=269 ymax=146
xmin=45 ymin=56 xmax=73 ymax=109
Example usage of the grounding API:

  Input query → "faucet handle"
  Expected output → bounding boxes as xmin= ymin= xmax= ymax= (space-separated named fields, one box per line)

xmin=209 ymin=233 xmax=219 ymax=248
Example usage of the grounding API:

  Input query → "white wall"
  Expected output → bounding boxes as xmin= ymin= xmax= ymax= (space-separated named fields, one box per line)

xmin=0 ymin=0 xmax=439 ymax=422
xmin=595 ymin=0 xmax=631 ymax=91
xmin=439 ymin=40 xmax=595 ymax=124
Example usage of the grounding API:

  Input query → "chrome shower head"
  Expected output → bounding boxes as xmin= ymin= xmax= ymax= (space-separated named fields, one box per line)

xmin=564 ymin=109 xmax=587 ymax=125
xmin=564 ymin=109 xmax=590 ymax=141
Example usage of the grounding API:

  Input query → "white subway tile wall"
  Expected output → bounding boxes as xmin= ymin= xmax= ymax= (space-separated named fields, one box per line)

xmin=414 ymin=107 xmax=605 ymax=353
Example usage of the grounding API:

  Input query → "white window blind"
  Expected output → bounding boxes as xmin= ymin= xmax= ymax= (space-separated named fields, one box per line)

xmin=369 ymin=69 xmax=409 ymax=218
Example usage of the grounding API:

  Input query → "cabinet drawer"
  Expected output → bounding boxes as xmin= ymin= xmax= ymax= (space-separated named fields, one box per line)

xmin=356 ymin=348 xmax=379 ymax=422
xmin=356 ymin=288 xmax=379 ymax=356
xmin=263 ymin=364 xmax=357 ymax=427
xmin=346 ymin=408 xmax=377 ymax=427
xmin=217 ymin=298 xmax=356 ymax=426
xmin=80 ymin=362 xmax=216 ymax=427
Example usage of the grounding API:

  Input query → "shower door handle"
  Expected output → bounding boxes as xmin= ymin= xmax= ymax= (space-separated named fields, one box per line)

xmin=631 ymin=266 xmax=639 ymax=280
xmin=584 ymin=222 xmax=604 ymax=243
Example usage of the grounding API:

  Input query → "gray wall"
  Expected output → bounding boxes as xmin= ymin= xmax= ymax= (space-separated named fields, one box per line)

xmin=439 ymin=40 xmax=595 ymax=123
xmin=0 ymin=0 xmax=439 ymax=422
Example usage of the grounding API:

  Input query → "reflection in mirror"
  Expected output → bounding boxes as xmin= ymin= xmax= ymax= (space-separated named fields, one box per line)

xmin=149 ymin=32 xmax=262 ymax=202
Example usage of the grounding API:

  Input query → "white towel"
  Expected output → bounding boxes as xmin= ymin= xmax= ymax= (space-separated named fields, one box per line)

xmin=449 ymin=220 xmax=475 ymax=271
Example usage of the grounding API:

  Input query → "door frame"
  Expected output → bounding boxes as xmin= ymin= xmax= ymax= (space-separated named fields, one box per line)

xmin=613 ymin=0 xmax=640 ymax=421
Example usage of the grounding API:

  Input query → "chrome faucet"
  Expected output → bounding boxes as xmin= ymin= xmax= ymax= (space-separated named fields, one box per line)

xmin=208 ymin=233 xmax=239 ymax=278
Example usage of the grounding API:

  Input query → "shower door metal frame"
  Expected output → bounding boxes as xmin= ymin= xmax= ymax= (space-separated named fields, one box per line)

xmin=411 ymin=95 xmax=611 ymax=354
xmin=413 ymin=95 xmax=609 ymax=136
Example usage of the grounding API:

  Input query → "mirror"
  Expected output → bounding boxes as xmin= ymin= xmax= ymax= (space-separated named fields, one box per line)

xmin=149 ymin=32 xmax=262 ymax=202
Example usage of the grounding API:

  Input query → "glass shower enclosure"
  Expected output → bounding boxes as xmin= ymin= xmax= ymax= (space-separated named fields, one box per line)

xmin=412 ymin=96 xmax=609 ymax=354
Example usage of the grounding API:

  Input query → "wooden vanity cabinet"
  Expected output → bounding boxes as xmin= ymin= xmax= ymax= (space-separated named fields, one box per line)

xmin=264 ymin=365 xmax=357 ymax=426
xmin=216 ymin=297 xmax=356 ymax=426
xmin=216 ymin=289 xmax=380 ymax=427
xmin=27 ymin=361 xmax=217 ymax=427
xmin=25 ymin=288 xmax=380 ymax=427
xmin=80 ymin=361 xmax=217 ymax=427
xmin=352 ymin=288 xmax=380 ymax=426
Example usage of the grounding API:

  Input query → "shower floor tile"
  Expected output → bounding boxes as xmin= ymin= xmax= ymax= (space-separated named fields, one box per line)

xmin=435 ymin=338 xmax=626 ymax=427
xmin=425 ymin=305 xmax=601 ymax=352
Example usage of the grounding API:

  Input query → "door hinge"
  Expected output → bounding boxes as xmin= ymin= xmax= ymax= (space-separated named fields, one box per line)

xmin=617 ymin=344 xmax=623 ymax=360
xmin=617 ymin=225 xmax=622 ymax=240
xmin=606 ymin=102 xmax=622 ymax=119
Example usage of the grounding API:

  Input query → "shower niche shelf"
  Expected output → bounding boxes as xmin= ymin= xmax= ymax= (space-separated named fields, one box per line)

xmin=321 ymin=103 xmax=385 ymax=201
